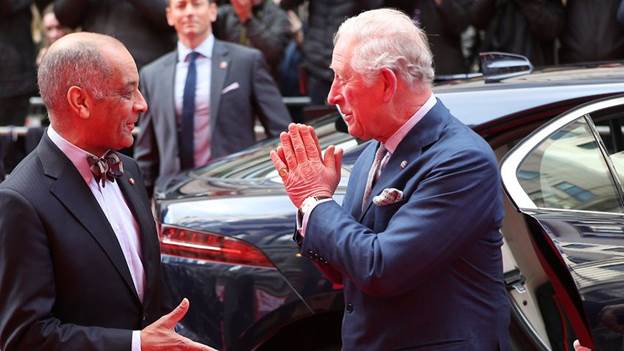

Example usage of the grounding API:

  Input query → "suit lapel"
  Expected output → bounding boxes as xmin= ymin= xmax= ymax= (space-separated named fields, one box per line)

xmin=210 ymin=40 xmax=230 ymax=133
xmin=359 ymin=99 xmax=450 ymax=220
xmin=163 ymin=53 xmax=179 ymax=152
xmin=38 ymin=135 xmax=141 ymax=304
xmin=117 ymin=162 xmax=157 ymax=308
xmin=351 ymin=142 xmax=378 ymax=221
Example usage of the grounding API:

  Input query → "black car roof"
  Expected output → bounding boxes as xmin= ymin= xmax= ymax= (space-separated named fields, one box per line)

xmin=436 ymin=64 xmax=624 ymax=126
xmin=155 ymin=63 xmax=624 ymax=197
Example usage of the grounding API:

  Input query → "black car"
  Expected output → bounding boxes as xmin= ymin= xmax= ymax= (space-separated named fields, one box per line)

xmin=154 ymin=62 xmax=624 ymax=351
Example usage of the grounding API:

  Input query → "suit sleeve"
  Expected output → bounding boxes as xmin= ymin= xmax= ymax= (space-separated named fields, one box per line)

xmin=242 ymin=5 xmax=291 ymax=68
xmin=134 ymin=68 xmax=160 ymax=194
xmin=250 ymin=50 xmax=291 ymax=137
xmin=0 ymin=188 xmax=131 ymax=351
xmin=302 ymin=147 xmax=502 ymax=297
xmin=514 ymin=0 xmax=564 ymax=41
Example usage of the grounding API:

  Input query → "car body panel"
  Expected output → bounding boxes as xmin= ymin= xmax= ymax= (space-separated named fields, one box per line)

xmin=157 ymin=64 xmax=624 ymax=350
xmin=501 ymin=95 xmax=624 ymax=350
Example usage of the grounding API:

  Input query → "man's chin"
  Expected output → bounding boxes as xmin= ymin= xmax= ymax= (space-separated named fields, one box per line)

xmin=346 ymin=127 xmax=371 ymax=141
xmin=346 ymin=124 xmax=359 ymax=137
xmin=116 ymin=136 xmax=134 ymax=151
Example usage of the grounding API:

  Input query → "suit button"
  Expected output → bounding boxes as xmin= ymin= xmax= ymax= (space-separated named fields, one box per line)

xmin=346 ymin=303 xmax=353 ymax=313
xmin=142 ymin=314 xmax=147 ymax=322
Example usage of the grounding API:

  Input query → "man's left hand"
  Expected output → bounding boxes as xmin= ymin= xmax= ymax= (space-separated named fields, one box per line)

xmin=270 ymin=124 xmax=343 ymax=208
xmin=231 ymin=0 xmax=253 ymax=23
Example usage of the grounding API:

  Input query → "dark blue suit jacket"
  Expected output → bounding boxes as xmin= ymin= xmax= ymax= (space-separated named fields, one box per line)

xmin=302 ymin=100 xmax=510 ymax=350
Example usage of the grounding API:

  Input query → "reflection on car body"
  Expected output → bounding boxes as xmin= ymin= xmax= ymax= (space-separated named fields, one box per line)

xmin=156 ymin=63 xmax=624 ymax=350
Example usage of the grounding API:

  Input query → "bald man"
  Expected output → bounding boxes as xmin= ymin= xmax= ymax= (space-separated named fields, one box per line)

xmin=0 ymin=33 xmax=215 ymax=351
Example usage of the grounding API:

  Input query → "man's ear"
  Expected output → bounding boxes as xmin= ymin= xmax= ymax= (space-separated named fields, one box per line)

xmin=380 ymin=68 xmax=397 ymax=102
xmin=166 ymin=6 xmax=174 ymax=27
xmin=209 ymin=1 xmax=218 ymax=23
xmin=66 ymin=86 xmax=92 ymax=119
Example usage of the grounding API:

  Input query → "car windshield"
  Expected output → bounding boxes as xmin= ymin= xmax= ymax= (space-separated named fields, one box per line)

xmin=189 ymin=115 xmax=359 ymax=183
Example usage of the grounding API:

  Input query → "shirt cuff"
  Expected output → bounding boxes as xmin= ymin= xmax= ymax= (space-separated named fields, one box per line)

xmin=132 ymin=330 xmax=141 ymax=351
xmin=298 ymin=198 xmax=332 ymax=237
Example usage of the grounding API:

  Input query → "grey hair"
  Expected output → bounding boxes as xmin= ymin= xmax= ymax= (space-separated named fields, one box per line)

xmin=334 ymin=8 xmax=434 ymax=89
xmin=37 ymin=38 xmax=113 ymax=113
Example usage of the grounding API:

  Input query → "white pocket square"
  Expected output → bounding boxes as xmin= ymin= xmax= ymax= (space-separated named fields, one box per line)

xmin=373 ymin=188 xmax=404 ymax=206
xmin=221 ymin=82 xmax=240 ymax=94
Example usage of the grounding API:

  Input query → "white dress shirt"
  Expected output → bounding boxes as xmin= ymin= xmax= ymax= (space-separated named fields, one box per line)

xmin=298 ymin=93 xmax=438 ymax=236
xmin=47 ymin=127 xmax=145 ymax=351
xmin=175 ymin=35 xmax=214 ymax=167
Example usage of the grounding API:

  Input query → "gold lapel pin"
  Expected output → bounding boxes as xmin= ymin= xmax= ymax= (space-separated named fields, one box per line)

xmin=128 ymin=177 xmax=135 ymax=185
xmin=400 ymin=160 xmax=408 ymax=169
xmin=220 ymin=61 xmax=228 ymax=69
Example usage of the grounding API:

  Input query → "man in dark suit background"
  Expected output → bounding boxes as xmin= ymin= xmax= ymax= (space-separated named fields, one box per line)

xmin=0 ymin=0 xmax=43 ymax=126
xmin=134 ymin=0 xmax=290 ymax=194
xmin=271 ymin=9 xmax=510 ymax=350
xmin=0 ymin=32 xmax=215 ymax=351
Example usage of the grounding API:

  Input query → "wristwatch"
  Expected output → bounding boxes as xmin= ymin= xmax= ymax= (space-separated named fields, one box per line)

xmin=293 ymin=196 xmax=331 ymax=246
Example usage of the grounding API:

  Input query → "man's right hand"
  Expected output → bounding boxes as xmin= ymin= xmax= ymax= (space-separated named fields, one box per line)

xmin=270 ymin=124 xmax=343 ymax=208
xmin=141 ymin=298 xmax=217 ymax=350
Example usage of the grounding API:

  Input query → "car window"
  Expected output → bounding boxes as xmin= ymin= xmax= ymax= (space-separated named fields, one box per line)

xmin=193 ymin=119 xmax=358 ymax=181
xmin=515 ymin=116 xmax=623 ymax=212
xmin=589 ymin=105 xmax=624 ymax=186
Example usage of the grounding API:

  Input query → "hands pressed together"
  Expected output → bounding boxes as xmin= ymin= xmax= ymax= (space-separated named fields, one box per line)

xmin=270 ymin=123 xmax=343 ymax=208
xmin=142 ymin=298 xmax=217 ymax=351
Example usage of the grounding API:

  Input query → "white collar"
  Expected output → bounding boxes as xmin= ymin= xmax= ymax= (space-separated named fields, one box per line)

xmin=177 ymin=34 xmax=215 ymax=62
xmin=47 ymin=126 xmax=106 ymax=184
xmin=383 ymin=93 xmax=437 ymax=154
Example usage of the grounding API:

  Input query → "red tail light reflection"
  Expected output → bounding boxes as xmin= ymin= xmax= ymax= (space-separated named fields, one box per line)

xmin=159 ymin=225 xmax=275 ymax=268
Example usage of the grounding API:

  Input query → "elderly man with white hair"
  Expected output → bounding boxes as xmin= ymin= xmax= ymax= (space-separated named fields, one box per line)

xmin=271 ymin=8 xmax=510 ymax=351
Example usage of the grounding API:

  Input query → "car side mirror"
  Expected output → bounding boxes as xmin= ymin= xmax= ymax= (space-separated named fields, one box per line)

xmin=480 ymin=52 xmax=533 ymax=83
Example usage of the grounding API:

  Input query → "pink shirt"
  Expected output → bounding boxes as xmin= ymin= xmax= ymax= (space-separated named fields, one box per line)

xmin=47 ymin=127 xmax=145 ymax=351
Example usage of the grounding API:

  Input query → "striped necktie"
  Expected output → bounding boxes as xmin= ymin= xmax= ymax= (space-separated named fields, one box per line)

xmin=362 ymin=144 xmax=388 ymax=213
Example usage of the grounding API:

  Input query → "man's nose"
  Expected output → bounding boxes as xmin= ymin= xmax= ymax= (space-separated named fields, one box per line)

xmin=135 ymin=90 xmax=148 ymax=113
xmin=327 ymin=81 xmax=341 ymax=105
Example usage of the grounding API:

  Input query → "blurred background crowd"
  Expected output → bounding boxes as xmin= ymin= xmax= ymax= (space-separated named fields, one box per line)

xmin=2 ymin=0 xmax=624 ymax=176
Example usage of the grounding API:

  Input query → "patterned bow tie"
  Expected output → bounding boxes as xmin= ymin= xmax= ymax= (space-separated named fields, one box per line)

xmin=87 ymin=151 xmax=124 ymax=187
